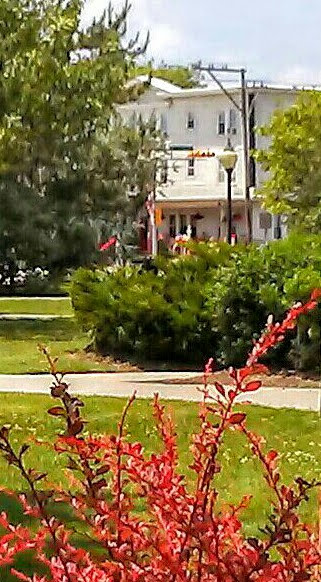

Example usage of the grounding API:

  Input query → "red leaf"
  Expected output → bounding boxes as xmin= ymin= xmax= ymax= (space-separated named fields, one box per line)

xmin=228 ymin=413 xmax=246 ymax=425
xmin=68 ymin=420 xmax=84 ymax=436
xmin=266 ymin=450 xmax=278 ymax=463
xmin=48 ymin=406 xmax=66 ymax=417
xmin=99 ymin=236 xmax=117 ymax=251
xmin=243 ymin=381 xmax=262 ymax=392
xmin=120 ymin=527 xmax=133 ymax=542
xmin=214 ymin=382 xmax=225 ymax=397
xmin=273 ymin=473 xmax=280 ymax=485
xmin=311 ymin=288 xmax=321 ymax=300
xmin=239 ymin=364 xmax=269 ymax=381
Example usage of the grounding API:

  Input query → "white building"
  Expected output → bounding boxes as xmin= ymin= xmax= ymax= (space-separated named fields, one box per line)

xmin=119 ymin=76 xmax=306 ymax=246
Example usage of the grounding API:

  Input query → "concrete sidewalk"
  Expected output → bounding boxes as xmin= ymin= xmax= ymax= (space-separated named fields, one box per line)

xmin=0 ymin=314 xmax=73 ymax=320
xmin=0 ymin=372 xmax=320 ymax=412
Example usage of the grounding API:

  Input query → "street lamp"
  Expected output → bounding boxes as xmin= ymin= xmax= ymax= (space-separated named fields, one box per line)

xmin=217 ymin=139 xmax=238 ymax=244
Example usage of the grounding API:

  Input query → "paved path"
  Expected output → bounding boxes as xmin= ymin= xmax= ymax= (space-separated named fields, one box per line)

xmin=0 ymin=314 xmax=73 ymax=320
xmin=0 ymin=372 xmax=320 ymax=412
xmin=0 ymin=297 xmax=69 ymax=301
xmin=0 ymin=297 xmax=72 ymax=319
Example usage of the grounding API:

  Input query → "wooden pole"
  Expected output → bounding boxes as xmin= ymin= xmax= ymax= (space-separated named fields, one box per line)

xmin=241 ymin=68 xmax=252 ymax=243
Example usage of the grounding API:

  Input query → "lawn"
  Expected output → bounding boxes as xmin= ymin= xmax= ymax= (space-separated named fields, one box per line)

xmin=0 ymin=393 xmax=320 ymax=533
xmin=0 ymin=297 xmax=73 ymax=316
xmin=0 ymin=319 xmax=130 ymax=374
xmin=0 ymin=394 xmax=320 ymax=580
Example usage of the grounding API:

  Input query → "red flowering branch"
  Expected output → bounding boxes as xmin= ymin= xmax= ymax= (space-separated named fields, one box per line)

xmin=0 ymin=292 xmax=319 ymax=581
xmin=247 ymin=288 xmax=321 ymax=367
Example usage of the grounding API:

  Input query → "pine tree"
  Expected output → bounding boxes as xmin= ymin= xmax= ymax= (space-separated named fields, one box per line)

xmin=0 ymin=0 xmax=156 ymax=279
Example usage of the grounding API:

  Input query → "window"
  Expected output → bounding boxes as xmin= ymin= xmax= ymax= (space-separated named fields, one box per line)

xmin=129 ymin=112 xmax=137 ymax=129
xmin=218 ymin=164 xmax=225 ymax=183
xmin=259 ymin=212 xmax=272 ymax=230
xmin=187 ymin=112 xmax=195 ymax=130
xmin=180 ymin=214 xmax=187 ymax=234
xmin=229 ymin=109 xmax=237 ymax=134
xmin=187 ymin=157 xmax=195 ymax=177
xmin=218 ymin=111 xmax=225 ymax=135
xmin=160 ymin=160 xmax=168 ymax=184
xmin=232 ymin=161 xmax=238 ymax=184
xmin=169 ymin=215 xmax=176 ymax=238
xmin=160 ymin=113 xmax=168 ymax=134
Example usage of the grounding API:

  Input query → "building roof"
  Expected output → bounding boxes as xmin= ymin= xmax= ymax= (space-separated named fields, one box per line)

xmin=155 ymin=80 xmax=321 ymax=100
xmin=130 ymin=75 xmax=183 ymax=94
xmin=125 ymin=75 xmax=321 ymax=105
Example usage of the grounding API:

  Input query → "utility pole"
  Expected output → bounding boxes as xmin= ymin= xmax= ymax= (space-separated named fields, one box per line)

xmin=193 ymin=64 xmax=253 ymax=243
xmin=240 ymin=68 xmax=252 ymax=243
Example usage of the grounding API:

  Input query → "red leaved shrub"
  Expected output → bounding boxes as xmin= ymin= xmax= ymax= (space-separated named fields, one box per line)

xmin=0 ymin=292 xmax=321 ymax=581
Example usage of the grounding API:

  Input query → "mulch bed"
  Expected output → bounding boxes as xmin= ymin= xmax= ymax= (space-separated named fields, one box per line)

xmin=164 ymin=371 xmax=321 ymax=389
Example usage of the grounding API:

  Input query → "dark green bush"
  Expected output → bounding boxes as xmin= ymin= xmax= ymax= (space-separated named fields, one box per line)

xmin=70 ymin=234 xmax=321 ymax=372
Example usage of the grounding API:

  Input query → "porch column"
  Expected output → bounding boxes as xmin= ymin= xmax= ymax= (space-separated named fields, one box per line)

xmin=175 ymin=213 xmax=180 ymax=236
xmin=219 ymin=203 xmax=225 ymax=241
xmin=186 ymin=214 xmax=192 ymax=239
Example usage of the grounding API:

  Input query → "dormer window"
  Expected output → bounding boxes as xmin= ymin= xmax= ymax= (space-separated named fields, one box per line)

xmin=218 ymin=111 xmax=225 ymax=135
xmin=187 ymin=112 xmax=195 ymax=130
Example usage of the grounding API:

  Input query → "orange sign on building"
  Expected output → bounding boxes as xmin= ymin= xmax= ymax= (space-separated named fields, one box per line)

xmin=155 ymin=208 xmax=163 ymax=226
xmin=188 ymin=150 xmax=216 ymax=158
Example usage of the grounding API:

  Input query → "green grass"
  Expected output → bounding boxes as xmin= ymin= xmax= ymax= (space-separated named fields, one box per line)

xmin=0 ymin=394 xmax=320 ymax=531
xmin=0 ymin=319 xmax=119 ymax=374
xmin=0 ymin=297 xmax=73 ymax=316
xmin=0 ymin=395 xmax=320 ymax=580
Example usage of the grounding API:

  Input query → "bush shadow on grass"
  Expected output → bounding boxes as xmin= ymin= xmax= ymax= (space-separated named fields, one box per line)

xmin=0 ymin=319 xmax=80 ymax=342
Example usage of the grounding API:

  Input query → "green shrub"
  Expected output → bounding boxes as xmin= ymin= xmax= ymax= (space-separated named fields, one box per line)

xmin=204 ymin=234 xmax=321 ymax=370
xmin=70 ymin=234 xmax=321 ymax=372
xmin=71 ymin=258 xmax=215 ymax=363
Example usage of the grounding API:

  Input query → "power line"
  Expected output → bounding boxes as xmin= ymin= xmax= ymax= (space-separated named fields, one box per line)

xmin=192 ymin=64 xmax=252 ymax=243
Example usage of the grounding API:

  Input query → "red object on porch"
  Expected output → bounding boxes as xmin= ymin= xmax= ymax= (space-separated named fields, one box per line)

xmin=99 ymin=236 xmax=117 ymax=251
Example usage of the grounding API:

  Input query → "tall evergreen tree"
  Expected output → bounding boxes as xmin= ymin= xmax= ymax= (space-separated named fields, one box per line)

xmin=0 ymin=0 xmax=158 ymax=278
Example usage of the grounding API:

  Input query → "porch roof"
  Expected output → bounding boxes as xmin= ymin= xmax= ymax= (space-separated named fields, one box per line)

xmin=156 ymin=199 xmax=251 ymax=210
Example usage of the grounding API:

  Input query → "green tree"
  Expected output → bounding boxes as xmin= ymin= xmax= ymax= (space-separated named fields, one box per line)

xmin=255 ymin=91 xmax=321 ymax=232
xmin=135 ymin=64 xmax=198 ymax=88
xmin=0 ymin=0 xmax=152 ymax=276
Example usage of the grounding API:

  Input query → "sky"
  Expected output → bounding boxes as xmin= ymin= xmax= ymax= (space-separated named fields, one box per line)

xmin=82 ymin=0 xmax=321 ymax=85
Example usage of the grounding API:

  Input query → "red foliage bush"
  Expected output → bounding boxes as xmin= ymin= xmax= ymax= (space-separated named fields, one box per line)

xmin=0 ymin=292 xmax=321 ymax=581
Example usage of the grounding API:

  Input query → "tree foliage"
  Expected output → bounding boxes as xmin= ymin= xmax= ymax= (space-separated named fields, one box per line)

xmin=0 ymin=0 xmax=161 ymax=275
xmin=135 ymin=64 xmax=198 ymax=88
xmin=255 ymin=91 xmax=321 ymax=231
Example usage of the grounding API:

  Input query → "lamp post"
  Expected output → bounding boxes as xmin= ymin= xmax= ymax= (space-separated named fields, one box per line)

xmin=217 ymin=139 xmax=238 ymax=244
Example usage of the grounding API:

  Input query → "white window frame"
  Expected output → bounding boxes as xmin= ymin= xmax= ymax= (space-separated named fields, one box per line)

xmin=161 ymin=159 xmax=169 ymax=184
xmin=187 ymin=157 xmax=195 ymax=177
xmin=218 ymin=162 xmax=225 ymax=183
xmin=187 ymin=112 xmax=195 ymax=130
xmin=232 ymin=160 xmax=238 ymax=184
xmin=218 ymin=111 xmax=226 ymax=135
xmin=229 ymin=109 xmax=237 ymax=134
xmin=160 ymin=112 xmax=168 ymax=134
